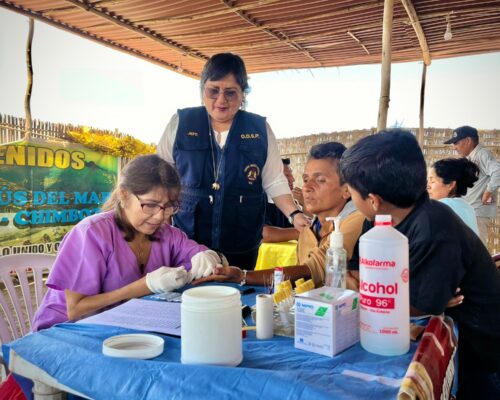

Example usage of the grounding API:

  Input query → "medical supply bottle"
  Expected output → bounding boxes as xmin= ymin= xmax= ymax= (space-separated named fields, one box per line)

xmin=324 ymin=216 xmax=347 ymax=288
xmin=358 ymin=214 xmax=409 ymax=356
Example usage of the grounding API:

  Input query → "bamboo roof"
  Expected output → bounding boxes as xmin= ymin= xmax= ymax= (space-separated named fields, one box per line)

xmin=2 ymin=0 xmax=500 ymax=78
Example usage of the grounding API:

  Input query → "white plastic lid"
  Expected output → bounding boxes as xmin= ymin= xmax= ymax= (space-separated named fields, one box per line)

xmin=375 ymin=214 xmax=392 ymax=226
xmin=103 ymin=334 xmax=164 ymax=359
xmin=182 ymin=286 xmax=241 ymax=311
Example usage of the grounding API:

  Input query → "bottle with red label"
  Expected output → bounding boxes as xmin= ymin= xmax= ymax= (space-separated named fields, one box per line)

xmin=359 ymin=214 xmax=410 ymax=355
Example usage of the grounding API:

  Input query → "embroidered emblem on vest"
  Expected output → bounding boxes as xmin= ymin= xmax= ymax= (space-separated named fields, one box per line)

xmin=187 ymin=131 xmax=199 ymax=137
xmin=244 ymin=164 xmax=260 ymax=184
xmin=240 ymin=133 xmax=260 ymax=140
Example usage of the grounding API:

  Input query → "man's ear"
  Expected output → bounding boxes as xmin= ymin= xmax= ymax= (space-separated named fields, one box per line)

xmin=341 ymin=183 xmax=351 ymax=200
xmin=367 ymin=193 xmax=384 ymax=212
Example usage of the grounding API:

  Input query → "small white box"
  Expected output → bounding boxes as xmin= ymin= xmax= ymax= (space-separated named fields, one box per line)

xmin=294 ymin=287 xmax=360 ymax=357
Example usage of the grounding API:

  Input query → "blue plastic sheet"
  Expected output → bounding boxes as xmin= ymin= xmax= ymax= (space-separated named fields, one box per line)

xmin=3 ymin=321 xmax=416 ymax=400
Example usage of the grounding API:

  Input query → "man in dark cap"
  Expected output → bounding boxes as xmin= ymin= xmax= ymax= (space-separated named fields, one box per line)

xmin=444 ymin=126 xmax=500 ymax=244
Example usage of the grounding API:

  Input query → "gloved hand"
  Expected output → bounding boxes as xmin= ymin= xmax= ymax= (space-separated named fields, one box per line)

xmin=189 ymin=250 xmax=222 ymax=280
xmin=146 ymin=266 xmax=189 ymax=293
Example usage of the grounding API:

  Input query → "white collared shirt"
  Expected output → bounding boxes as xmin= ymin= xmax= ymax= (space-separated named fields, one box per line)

xmin=157 ymin=113 xmax=291 ymax=199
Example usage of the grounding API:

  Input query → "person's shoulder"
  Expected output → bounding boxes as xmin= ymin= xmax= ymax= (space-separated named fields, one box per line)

xmin=155 ymin=223 xmax=189 ymax=241
xmin=76 ymin=210 xmax=115 ymax=231
xmin=410 ymin=198 xmax=482 ymax=251
xmin=475 ymin=144 xmax=495 ymax=159
xmin=177 ymin=106 xmax=205 ymax=118
xmin=63 ymin=211 xmax=117 ymax=243
xmin=178 ymin=106 xmax=204 ymax=113
xmin=239 ymin=109 xmax=267 ymax=124
xmin=344 ymin=210 xmax=365 ymax=224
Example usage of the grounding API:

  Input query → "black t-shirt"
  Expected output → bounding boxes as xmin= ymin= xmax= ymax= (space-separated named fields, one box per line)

xmin=349 ymin=194 xmax=500 ymax=338
xmin=264 ymin=202 xmax=292 ymax=229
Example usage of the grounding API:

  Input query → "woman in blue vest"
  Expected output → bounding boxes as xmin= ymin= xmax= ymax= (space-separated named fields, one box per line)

xmin=158 ymin=53 xmax=310 ymax=270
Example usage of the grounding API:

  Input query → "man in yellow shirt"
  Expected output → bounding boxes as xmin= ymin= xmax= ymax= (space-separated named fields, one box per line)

xmin=195 ymin=142 xmax=364 ymax=290
xmin=297 ymin=142 xmax=364 ymax=288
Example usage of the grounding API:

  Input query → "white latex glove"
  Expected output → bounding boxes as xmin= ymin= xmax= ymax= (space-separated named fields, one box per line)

xmin=189 ymin=250 xmax=222 ymax=280
xmin=146 ymin=266 xmax=189 ymax=293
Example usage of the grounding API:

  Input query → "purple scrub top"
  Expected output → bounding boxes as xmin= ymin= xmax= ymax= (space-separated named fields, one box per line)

xmin=32 ymin=211 xmax=207 ymax=331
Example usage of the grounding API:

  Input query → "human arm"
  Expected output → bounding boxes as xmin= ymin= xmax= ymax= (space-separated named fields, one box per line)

xmin=259 ymin=123 xmax=309 ymax=231
xmin=65 ymin=266 xmax=189 ymax=320
xmin=65 ymin=278 xmax=151 ymax=321
xmin=272 ymin=194 xmax=311 ymax=231
xmin=157 ymin=113 xmax=178 ymax=164
xmin=262 ymin=225 xmax=299 ymax=243
xmin=477 ymin=148 xmax=500 ymax=203
xmin=292 ymin=187 xmax=304 ymax=208
xmin=192 ymin=264 xmax=312 ymax=286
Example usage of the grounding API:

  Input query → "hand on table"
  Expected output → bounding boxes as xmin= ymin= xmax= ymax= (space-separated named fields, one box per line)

xmin=191 ymin=265 xmax=242 ymax=285
xmin=146 ymin=266 xmax=189 ymax=293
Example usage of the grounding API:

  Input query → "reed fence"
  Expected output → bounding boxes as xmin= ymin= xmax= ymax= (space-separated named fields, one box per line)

xmin=277 ymin=127 xmax=500 ymax=254
xmin=1 ymin=114 xmax=499 ymax=253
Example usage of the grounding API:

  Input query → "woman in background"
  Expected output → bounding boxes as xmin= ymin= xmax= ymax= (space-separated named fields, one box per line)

xmin=427 ymin=157 xmax=480 ymax=235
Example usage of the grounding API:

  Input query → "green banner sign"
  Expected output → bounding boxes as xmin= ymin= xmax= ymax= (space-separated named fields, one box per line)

xmin=0 ymin=139 xmax=118 ymax=255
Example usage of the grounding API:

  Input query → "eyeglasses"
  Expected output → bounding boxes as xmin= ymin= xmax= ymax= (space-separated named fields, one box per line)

xmin=135 ymin=194 xmax=180 ymax=216
xmin=204 ymin=86 xmax=241 ymax=102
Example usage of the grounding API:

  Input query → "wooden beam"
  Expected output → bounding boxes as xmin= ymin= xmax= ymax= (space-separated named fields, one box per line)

xmin=347 ymin=31 xmax=371 ymax=55
xmin=137 ymin=0 xmax=282 ymax=25
xmin=64 ymin=0 xmax=207 ymax=63
xmin=400 ymin=0 xmax=431 ymax=65
xmin=377 ymin=0 xmax=394 ymax=131
xmin=0 ymin=1 xmax=200 ymax=78
xmin=418 ymin=63 xmax=427 ymax=147
xmin=24 ymin=18 xmax=34 ymax=141
xmin=220 ymin=0 xmax=322 ymax=65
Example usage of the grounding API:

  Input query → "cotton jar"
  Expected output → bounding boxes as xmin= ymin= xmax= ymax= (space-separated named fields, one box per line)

xmin=181 ymin=286 xmax=242 ymax=366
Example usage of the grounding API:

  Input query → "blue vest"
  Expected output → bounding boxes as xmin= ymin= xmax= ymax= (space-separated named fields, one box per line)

xmin=173 ymin=107 xmax=268 ymax=254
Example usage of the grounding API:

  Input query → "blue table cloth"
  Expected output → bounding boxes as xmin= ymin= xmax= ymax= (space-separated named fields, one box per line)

xmin=3 ymin=284 xmax=418 ymax=399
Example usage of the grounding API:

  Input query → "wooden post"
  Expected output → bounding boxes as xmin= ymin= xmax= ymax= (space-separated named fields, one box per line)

xmin=24 ymin=18 xmax=34 ymax=141
xmin=377 ymin=0 xmax=394 ymax=132
xmin=418 ymin=63 xmax=427 ymax=147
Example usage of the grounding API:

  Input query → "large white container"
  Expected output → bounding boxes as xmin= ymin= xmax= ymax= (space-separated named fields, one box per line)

xmin=359 ymin=215 xmax=410 ymax=356
xmin=181 ymin=286 xmax=242 ymax=366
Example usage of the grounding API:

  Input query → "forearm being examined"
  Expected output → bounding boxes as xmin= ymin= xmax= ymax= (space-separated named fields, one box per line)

xmin=65 ymin=277 xmax=151 ymax=321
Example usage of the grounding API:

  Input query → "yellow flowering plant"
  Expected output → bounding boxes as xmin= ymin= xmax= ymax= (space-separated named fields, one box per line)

xmin=67 ymin=127 xmax=156 ymax=158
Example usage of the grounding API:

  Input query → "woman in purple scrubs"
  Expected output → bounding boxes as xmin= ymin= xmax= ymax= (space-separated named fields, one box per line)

xmin=33 ymin=155 xmax=220 ymax=331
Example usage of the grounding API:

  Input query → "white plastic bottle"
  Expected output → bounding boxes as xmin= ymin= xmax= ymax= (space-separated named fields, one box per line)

xmin=324 ymin=216 xmax=347 ymax=289
xmin=358 ymin=214 xmax=410 ymax=356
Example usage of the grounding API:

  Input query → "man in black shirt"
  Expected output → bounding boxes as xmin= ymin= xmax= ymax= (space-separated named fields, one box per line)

xmin=340 ymin=130 xmax=500 ymax=400
xmin=263 ymin=158 xmax=299 ymax=242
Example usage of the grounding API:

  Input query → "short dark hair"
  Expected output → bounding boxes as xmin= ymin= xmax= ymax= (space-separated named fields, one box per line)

xmin=102 ymin=154 xmax=181 ymax=240
xmin=309 ymin=142 xmax=347 ymax=183
xmin=309 ymin=142 xmax=347 ymax=160
xmin=432 ymin=158 xmax=479 ymax=197
xmin=281 ymin=158 xmax=291 ymax=165
xmin=340 ymin=130 xmax=427 ymax=208
xmin=200 ymin=53 xmax=249 ymax=94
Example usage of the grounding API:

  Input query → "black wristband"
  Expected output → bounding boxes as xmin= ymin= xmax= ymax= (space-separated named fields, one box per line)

xmin=288 ymin=209 xmax=303 ymax=224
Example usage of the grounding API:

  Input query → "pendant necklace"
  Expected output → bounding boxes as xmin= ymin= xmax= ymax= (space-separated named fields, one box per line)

xmin=209 ymin=125 xmax=224 ymax=191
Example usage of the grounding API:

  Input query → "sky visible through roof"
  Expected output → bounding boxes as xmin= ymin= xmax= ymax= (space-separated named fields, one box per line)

xmin=1 ymin=8 xmax=499 ymax=145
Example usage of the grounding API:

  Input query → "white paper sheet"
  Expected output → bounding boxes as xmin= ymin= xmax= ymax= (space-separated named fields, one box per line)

xmin=77 ymin=298 xmax=181 ymax=336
